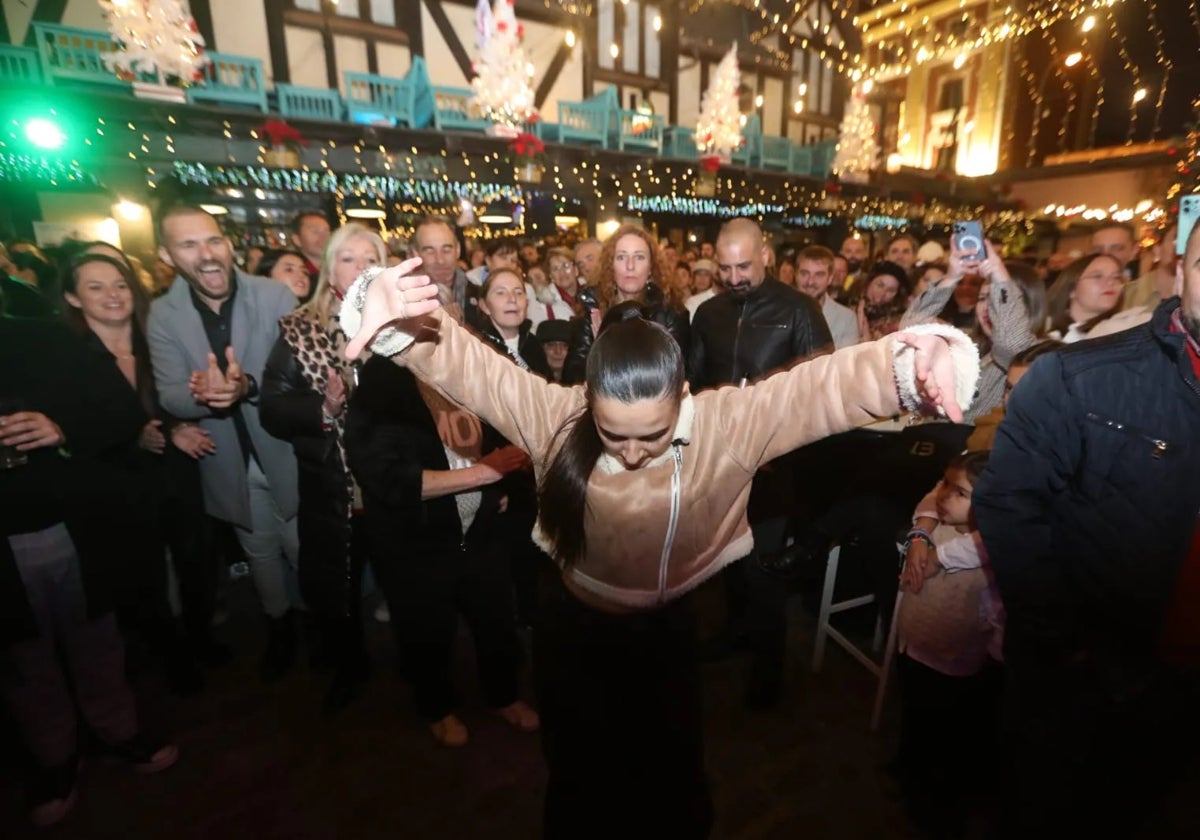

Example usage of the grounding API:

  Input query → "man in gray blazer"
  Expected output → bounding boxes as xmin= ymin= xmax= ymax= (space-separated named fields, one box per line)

xmin=148 ymin=205 xmax=301 ymax=680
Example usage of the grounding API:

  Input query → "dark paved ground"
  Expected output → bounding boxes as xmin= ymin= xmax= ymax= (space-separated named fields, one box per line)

xmin=2 ymin=571 xmax=1197 ymax=839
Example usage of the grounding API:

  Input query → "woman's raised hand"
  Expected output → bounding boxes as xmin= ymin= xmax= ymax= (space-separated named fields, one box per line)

xmin=344 ymin=256 xmax=442 ymax=360
xmin=893 ymin=331 xmax=964 ymax=423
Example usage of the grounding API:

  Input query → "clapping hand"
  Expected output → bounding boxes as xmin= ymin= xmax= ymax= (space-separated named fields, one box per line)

xmin=190 ymin=347 xmax=250 ymax=409
xmin=343 ymin=257 xmax=442 ymax=361
xmin=893 ymin=332 xmax=964 ymax=423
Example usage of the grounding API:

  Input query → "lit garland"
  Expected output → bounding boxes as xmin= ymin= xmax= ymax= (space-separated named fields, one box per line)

xmin=0 ymin=152 xmax=104 ymax=187
xmin=172 ymin=161 xmax=523 ymax=204
xmin=627 ymin=195 xmax=786 ymax=217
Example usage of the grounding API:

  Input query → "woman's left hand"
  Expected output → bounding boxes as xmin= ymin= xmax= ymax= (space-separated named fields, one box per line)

xmin=894 ymin=332 xmax=964 ymax=422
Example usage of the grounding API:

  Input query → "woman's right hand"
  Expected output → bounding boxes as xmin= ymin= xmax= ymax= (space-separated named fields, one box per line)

xmin=171 ymin=423 xmax=216 ymax=459
xmin=344 ymin=257 xmax=443 ymax=360
xmin=900 ymin=541 xmax=931 ymax=593
xmin=947 ymin=244 xmax=980 ymax=283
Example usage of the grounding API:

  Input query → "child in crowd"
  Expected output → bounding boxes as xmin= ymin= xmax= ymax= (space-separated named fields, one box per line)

xmin=893 ymin=450 xmax=1004 ymax=835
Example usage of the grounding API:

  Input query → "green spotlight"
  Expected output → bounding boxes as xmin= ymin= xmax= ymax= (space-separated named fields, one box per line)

xmin=25 ymin=117 xmax=66 ymax=150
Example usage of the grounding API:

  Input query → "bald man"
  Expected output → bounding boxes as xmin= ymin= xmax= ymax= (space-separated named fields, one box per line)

xmin=690 ymin=217 xmax=833 ymax=708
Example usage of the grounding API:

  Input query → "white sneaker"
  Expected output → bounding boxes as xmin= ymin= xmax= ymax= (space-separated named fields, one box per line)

xmin=373 ymin=602 xmax=390 ymax=623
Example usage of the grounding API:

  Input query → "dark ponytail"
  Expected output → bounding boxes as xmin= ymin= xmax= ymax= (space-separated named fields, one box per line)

xmin=536 ymin=315 xmax=685 ymax=568
xmin=537 ymin=407 xmax=605 ymax=568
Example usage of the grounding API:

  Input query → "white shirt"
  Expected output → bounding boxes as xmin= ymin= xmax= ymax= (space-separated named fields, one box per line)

xmin=525 ymin=283 xmax=574 ymax=330
xmin=685 ymin=288 xmax=717 ymax=321
xmin=821 ymin=295 xmax=861 ymax=350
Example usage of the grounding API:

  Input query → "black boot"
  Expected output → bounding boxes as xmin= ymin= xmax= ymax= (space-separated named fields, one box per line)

xmin=260 ymin=611 xmax=297 ymax=682
xmin=321 ymin=616 xmax=371 ymax=716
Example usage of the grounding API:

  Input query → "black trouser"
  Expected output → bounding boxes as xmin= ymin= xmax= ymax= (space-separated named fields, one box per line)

xmin=534 ymin=575 xmax=713 ymax=840
xmin=896 ymin=655 xmax=1004 ymax=829
xmin=160 ymin=454 xmax=220 ymax=646
xmin=1000 ymin=648 xmax=1200 ymax=838
xmin=372 ymin=537 xmax=522 ymax=722
xmin=721 ymin=517 xmax=789 ymax=696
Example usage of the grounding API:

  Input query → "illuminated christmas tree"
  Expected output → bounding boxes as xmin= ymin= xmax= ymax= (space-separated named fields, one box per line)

xmin=470 ymin=0 xmax=538 ymax=134
xmin=695 ymin=44 xmax=743 ymax=161
xmin=832 ymin=84 xmax=880 ymax=184
xmin=100 ymin=0 xmax=207 ymax=84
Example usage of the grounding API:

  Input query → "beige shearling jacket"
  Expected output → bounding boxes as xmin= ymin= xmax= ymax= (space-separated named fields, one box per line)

xmin=389 ymin=309 xmax=977 ymax=611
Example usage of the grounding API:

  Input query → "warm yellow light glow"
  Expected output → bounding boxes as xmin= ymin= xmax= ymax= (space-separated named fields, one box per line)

xmin=793 ymin=100 xmax=804 ymax=113
xmin=797 ymin=82 xmax=807 ymax=96
xmin=199 ymin=204 xmax=228 ymax=215
xmin=953 ymin=53 xmax=966 ymax=70
xmin=653 ymin=14 xmax=662 ymax=32
xmin=114 ymin=199 xmax=146 ymax=221
xmin=1064 ymin=52 xmax=1083 ymax=68
xmin=754 ymin=94 xmax=764 ymax=108
xmin=596 ymin=218 xmax=620 ymax=240
xmin=565 ymin=31 xmax=576 ymax=48
xmin=861 ymin=79 xmax=874 ymax=95
xmin=1082 ymin=15 xmax=1096 ymax=33
xmin=610 ymin=43 xmax=620 ymax=59
xmin=1133 ymin=88 xmax=1148 ymax=103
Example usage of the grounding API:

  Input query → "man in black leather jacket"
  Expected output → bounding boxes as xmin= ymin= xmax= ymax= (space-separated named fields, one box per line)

xmin=973 ymin=219 xmax=1200 ymax=837
xmin=689 ymin=218 xmax=833 ymax=708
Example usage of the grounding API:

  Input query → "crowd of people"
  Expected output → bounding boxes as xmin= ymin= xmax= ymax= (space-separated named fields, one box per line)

xmin=1 ymin=205 xmax=1197 ymax=838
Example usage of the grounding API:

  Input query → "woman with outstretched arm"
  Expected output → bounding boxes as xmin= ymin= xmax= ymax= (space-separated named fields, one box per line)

xmin=340 ymin=257 xmax=979 ymax=840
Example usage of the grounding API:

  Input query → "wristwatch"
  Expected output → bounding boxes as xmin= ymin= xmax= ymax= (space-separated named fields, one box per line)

xmin=244 ymin=373 xmax=259 ymax=401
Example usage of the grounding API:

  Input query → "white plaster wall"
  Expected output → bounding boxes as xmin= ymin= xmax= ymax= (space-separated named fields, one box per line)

xmin=676 ymin=60 xmax=700 ymax=129
xmin=285 ymin=26 xmax=328 ymax=90
xmin=421 ymin=4 xmax=472 ymax=86
xmin=334 ymin=33 xmax=369 ymax=82
xmin=209 ymin=0 xmax=273 ymax=80
xmin=763 ymin=76 xmax=783 ymax=137
xmin=60 ymin=0 xmax=106 ymax=32
xmin=376 ymin=42 xmax=412 ymax=80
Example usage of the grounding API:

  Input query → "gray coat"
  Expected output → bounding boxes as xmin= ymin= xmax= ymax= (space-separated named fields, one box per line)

xmin=147 ymin=271 xmax=299 ymax=528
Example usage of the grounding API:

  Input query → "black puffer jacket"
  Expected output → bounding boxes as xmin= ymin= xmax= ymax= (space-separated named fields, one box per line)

xmin=974 ymin=298 xmax=1200 ymax=672
xmin=474 ymin=319 xmax=553 ymax=381
xmin=561 ymin=283 xmax=690 ymax=385
xmin=688 ymin=277 xmax=833 ymax=391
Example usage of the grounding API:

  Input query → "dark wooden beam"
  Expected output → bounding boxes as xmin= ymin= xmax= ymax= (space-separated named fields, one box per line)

xmin=421 ymin=0 xmax=473 ymax=81
xmin=189 ymin=0 xmax=216 ymax=54
xmin=396 ymin=0 xmax=422 ymax=55
xmin=318 ymin=1 xmax=338 ymax=89
xmin=535 ymin=43 xmax=572 ymax=110
xmin=24 ymin=0 xmax=69 ymax=45
xmin=663 ymin=0 xmax=680 ymax=125
xmin=264 ymin=0 xmax=291 ymax=83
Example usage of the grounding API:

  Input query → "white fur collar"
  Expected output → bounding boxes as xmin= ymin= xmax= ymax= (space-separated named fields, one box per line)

xmin=595 ymin=393 xmax=695 ymax=475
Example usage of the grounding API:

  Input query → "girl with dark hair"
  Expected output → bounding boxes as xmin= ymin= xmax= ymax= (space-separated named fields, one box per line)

xmin=339 ymin=258 xmax=978 ymax=838
xmin=256 ymin=248 xmax=312 ymax=302
xmin=1045 ymin=253 xmax=1125 ymax=342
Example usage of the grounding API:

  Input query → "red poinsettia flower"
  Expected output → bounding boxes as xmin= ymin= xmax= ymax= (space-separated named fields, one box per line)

xmin=510 ymin=132 xmax=545 ymax=161
xmin=256 ymin=119 xmax=308 ymax=148
xmin=700 ymin=155 xmax=721 ymax=173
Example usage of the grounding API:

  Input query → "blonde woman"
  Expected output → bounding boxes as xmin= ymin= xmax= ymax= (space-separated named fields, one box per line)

xmin=261 ymin=222 xmax=385 ymax=714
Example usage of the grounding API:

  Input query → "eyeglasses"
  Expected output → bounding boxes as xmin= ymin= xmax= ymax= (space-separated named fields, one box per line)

xmin=550 ymin=262 xmax=576 ymax=273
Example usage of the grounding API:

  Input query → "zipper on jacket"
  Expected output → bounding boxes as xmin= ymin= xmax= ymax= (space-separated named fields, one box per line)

xmin=656 ymin=445 xmax=684 ymax=604
xmin=730 ymin=305 xmax=745 ymax=384
xmin=1085 ymin=411 xmax=1170 ymax=458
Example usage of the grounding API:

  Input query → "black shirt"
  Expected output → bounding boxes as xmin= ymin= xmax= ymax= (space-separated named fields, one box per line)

xmin=189 ymin=276 xmax=257 ymax=465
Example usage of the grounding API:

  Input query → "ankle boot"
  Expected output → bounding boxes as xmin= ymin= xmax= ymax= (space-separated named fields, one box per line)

xmin=260 ymin=611 xmax=297 ymax=682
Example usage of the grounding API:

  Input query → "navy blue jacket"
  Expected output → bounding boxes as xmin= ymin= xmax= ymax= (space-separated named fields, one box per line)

xmin=974 ymin=298 xmax=1200 ymax=666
